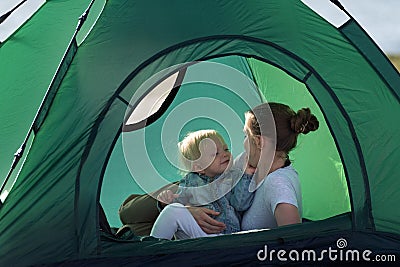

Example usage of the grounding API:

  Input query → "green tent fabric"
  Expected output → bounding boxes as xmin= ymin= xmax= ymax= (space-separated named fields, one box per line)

xmin=0 ymin=0 xmax=399 ymax=266
xmin=0 ymin=0 xmax=95 ymax=196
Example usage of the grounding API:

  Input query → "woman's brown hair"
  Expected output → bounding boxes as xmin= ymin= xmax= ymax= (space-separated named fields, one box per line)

xmin=245 ymin=102 xmax=319 ymax=154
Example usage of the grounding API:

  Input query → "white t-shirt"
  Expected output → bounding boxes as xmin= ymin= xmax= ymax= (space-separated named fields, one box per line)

xmin=241 ymin=165 xmax=302 ymax=230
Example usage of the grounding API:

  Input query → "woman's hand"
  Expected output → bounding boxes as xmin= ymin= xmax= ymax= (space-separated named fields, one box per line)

xmin=187 ymin=206 xmax=226 ymax=234
xmin=157 ymin=190 xmax=179 ymax=206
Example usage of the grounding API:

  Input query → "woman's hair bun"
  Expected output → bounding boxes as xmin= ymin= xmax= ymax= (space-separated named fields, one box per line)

xmin=290 ymin=108 xmax=319 ymax=134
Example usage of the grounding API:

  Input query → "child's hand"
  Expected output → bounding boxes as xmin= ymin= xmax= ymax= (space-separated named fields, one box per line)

xmin=245 ymin=164 xmax=256 ymax=175
xmin=157 ymin=190 xmax=179 ymax=205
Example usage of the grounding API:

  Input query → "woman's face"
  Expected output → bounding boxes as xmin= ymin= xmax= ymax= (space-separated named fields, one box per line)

xmin=243 ymin=118 xmax=261 ymax=169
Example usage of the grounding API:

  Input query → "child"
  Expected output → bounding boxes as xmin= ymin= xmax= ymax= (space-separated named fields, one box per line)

xmin=150 ymin=129 xmax=254 ymax=240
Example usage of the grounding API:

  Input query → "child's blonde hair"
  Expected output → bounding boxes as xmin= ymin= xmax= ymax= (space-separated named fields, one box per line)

xmin=178 ymin=129 xmax=224 ymax=171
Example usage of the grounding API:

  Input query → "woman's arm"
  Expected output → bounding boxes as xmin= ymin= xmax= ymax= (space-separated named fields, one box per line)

xmin=262 ymin=167 xmax=302 ymax=227
xmin=274 ymin=203 xmax=301 ymax=226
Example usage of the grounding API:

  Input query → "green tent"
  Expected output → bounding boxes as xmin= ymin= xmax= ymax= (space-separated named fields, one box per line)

xmin=0 ymin=0 xmax=399 ymax=265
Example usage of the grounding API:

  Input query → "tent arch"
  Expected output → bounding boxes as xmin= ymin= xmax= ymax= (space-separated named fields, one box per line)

xmin=90 ymin=35 xmax=365 ymax=234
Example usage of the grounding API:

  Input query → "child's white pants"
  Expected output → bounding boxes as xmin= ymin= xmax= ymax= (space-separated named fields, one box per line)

xmin=150 ymin=203 xmax=218 ymax=240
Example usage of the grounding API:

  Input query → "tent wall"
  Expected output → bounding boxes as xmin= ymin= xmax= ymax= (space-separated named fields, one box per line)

xmin=0 ymin=1 xmax=94 ymax=265
xmin=339 ymin=19 xmax=400 ymax=234
xmin=0 ymin=0 xmax=93 ymax=193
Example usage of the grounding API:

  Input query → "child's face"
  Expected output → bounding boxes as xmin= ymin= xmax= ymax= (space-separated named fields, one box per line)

xmin=197 ymin=136 xmax=231 ymax=178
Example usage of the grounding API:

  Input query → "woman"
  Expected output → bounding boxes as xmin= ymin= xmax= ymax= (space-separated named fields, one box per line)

xmin=189 ymin=102 xmax=319 ymax=232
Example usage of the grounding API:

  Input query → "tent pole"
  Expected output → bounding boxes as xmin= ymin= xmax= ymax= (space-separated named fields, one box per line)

xmin=0 ymin=144 xmax=25 ymax=206
xmin=0 ymin=0 xmax=97 ymax=207
xmin=0 ymin=0 xmax=28 ymax=25
xmin=330 ymin=0 xmax=354 ymax=19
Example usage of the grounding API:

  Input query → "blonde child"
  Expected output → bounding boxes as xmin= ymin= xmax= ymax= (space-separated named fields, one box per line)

xmin=150 ymin=129 xmax=254 ymax=239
